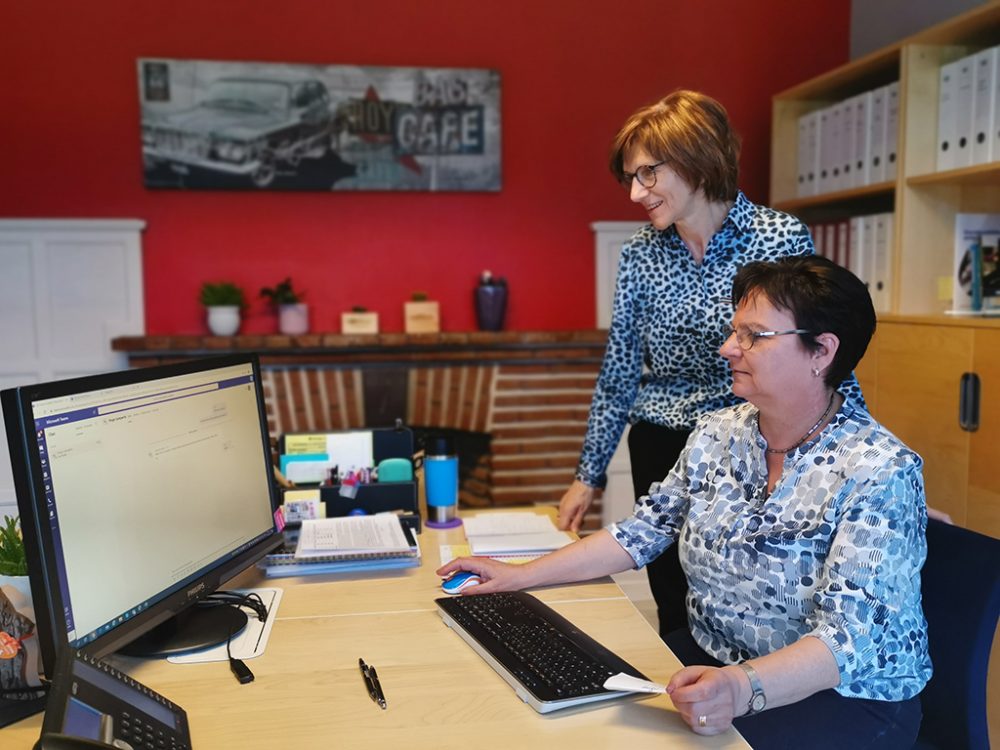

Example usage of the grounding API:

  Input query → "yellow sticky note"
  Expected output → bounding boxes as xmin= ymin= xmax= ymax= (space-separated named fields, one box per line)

xmin=937 ymin=276 xmax=953 ymax=302
xmin=284 ymin=435 xmax=328 ymax=455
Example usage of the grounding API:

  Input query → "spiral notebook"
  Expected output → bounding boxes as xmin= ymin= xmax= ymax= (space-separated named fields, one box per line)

xmin=264 ymin=513 xmax=419 ymax=567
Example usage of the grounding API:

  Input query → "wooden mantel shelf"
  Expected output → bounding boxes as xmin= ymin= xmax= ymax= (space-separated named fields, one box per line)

xmin=111 ymin=330 xmax=609 ymax=365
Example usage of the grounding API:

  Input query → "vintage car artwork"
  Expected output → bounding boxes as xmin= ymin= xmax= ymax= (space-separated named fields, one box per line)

xmin=142 ymin=76 xmax=338 ymax=188
xmin=138 ymin=59 xmax=501 ymax=191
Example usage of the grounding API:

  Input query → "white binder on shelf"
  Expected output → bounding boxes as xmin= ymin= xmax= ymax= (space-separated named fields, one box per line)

xmin=954 ymin=54 xmax=976 ymax=169
xmin=885 ymin=82 xmax=900 ymax=181
xmin=852 ymin=91 xmax=872 ymax=188
xmin=872 ymin=213 xmax=894 ymax=313
xmin=937 ymin=60 xmax=960 ymax=171
xmin=829 ymin=101 xmax=845 ymax=192
xmin=972 ymin=47 xmax=997 ymax=166
xmin=862 ymin=214 xmax=877 ymax=295
xmin=818 ymin=105 xmax=834 ymax=194
xmin=796 ymin=113 xmax=810 ymax=197
xmin=841 ymin=95 xmax=857 ymax=190
xmin=869 ymin=86 xmax=888 ymax=182
xmin=797 ymin=111 xmax=820 ymax=198
xmin=849 ymin=215 xmax=866 ymax=283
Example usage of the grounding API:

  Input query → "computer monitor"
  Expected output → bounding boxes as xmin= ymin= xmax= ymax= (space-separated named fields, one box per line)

xmin=1 ymin=354 xmax=282 ymax=676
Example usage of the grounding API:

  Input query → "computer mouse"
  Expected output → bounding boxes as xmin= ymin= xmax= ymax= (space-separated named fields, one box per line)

xmin=441 ymin=571 xmax=482 ymax=595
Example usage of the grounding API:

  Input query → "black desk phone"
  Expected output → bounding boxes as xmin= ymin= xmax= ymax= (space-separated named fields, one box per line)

xmin=34 ymin=647 xmax=191 ymax=750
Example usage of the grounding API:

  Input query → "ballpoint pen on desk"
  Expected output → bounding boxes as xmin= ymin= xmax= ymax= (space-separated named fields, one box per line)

xmin=368 ymin=665 xmax=387 ymax=709
xmin=359 ymin=658 xmax=386 ymax=709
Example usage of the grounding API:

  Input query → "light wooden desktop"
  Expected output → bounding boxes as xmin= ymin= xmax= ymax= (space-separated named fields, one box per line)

xmin=2 ymin=513 xmax=751 ymax=749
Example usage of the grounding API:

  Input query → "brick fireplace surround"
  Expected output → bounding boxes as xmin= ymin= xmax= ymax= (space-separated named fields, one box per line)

xmin=112 ymin=331 xmax=609 ymax=531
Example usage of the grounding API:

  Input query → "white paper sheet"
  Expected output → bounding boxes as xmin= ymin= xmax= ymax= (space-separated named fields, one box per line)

xmin=167 ymin=587 xmax=283 ymax=664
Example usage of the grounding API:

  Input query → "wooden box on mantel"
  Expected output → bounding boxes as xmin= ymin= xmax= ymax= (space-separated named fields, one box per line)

xmin=404 ymin=301 xmax=440 ymax=333
xmin=341 ymin=311 xmax=379 ymax=334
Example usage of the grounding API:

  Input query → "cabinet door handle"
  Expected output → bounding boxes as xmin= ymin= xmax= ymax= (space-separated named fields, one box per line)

xmin=959 ymin=372 xmax=980 ymax=432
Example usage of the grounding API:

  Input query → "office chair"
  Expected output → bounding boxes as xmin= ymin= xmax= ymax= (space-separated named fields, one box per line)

xmin=914 ymin=518 xmax=1000 ymax=750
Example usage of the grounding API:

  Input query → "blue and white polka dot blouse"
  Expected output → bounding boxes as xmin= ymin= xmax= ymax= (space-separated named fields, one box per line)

xmin=610 ymin=396 xmax=931 ymax=701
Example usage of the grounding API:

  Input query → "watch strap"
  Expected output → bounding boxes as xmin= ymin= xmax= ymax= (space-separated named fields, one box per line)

xmin=738 ymin=662 xmax=766 ymax=715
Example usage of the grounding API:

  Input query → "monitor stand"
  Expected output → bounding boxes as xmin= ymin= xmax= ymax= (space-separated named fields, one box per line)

xmin=118 ymin=604 xmax=248 ymax=657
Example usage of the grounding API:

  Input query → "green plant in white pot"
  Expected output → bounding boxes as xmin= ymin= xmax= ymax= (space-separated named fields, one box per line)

xmin=199 ymin=281 xmax=247 ymax=336
xmin=261 ymin=277 xmax=308 ymax=335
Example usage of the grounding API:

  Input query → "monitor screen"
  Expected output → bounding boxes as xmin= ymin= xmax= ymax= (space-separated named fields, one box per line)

xmin=2 ymin=354 xmax=282 ymax=674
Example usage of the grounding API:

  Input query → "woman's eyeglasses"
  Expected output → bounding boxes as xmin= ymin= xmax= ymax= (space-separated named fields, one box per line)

xmin=722 ymin=325 xmax=811 ymax=350
xmin=621 ymin=160 xmax=666 ymax=190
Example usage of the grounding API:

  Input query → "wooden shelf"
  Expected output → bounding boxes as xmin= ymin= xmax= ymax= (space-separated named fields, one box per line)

xmin=907 ymin=161 xmax=1000 ymax=188
xmin=773 ymin=181 xmax=894 ymax=213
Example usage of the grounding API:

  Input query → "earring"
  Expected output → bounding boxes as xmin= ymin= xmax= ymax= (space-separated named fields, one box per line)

xmin=812 ymin=367 xmax=821 ymax=377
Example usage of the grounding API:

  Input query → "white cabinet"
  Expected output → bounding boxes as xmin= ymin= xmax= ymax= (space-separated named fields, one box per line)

xmin=0 ymin=219 xmax=146 ymax=516
xmin=591 ymin=221 xmax=643 ymax=526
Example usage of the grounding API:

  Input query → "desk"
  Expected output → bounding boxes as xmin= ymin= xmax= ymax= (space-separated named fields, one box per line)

xmin=1 ymin=516 xmax=751 ymax=749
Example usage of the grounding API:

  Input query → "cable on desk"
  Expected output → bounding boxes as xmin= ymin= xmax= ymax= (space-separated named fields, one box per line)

xmin=200 ymin=591 xmax=267 ymax=685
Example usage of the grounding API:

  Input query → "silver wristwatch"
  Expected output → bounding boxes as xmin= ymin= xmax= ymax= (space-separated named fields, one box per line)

xmin=738 ymin=662 xmax=766 ymax=715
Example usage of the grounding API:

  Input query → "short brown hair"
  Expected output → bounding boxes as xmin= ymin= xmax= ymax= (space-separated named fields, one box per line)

xmin=609 ymin=90 xmax=740 ymax=202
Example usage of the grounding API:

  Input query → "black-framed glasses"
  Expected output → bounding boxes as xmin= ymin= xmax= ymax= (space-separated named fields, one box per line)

xmin=621 ymin=160 xmax=666 ymax=190
xmin=722 ymin=325 xmax=812 ymax=351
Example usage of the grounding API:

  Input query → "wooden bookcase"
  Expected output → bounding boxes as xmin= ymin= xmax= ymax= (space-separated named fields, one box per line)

xmin=769 ymin=2 xmax=1000 ymax=541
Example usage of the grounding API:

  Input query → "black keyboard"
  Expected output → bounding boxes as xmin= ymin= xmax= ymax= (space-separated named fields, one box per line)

xmin=436 ymin=591 xmax=648 ymax=713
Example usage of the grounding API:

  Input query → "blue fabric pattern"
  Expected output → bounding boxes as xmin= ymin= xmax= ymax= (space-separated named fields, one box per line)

xmin=576 ymin=191 xmax=865 ymax=488
xmin=609 ymin=396 xmax=932 ymax=701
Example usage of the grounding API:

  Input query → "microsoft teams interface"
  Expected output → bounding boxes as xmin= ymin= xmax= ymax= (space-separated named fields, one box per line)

xmin=31 ymin=363 xmax=275 ymax=648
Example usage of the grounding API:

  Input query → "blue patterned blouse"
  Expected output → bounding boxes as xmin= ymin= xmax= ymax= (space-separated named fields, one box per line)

xmin=609 ymin=396 xmax=932 ymax=701
xmin=577 ymin=191 xmax=862 ymax=488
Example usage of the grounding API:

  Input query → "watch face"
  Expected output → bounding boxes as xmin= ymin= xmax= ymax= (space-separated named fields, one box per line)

xmin=750 ymin=693 xmax=767 ymax=713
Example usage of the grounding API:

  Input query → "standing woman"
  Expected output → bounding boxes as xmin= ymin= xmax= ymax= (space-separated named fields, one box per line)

xmin=557 ymin=90 xmax=861 ymax=638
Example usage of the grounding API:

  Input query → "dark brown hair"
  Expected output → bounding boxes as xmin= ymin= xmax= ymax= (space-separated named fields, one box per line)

xmin=609 ymin=90 xmax=741 ymax=202
xmin=731 ymin=255 xmax=876 ymax=388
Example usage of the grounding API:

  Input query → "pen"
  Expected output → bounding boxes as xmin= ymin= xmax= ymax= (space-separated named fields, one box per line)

xmin=368 ymin=665 xmax=387 ymax=709
xmin=358 ymin=658 xmax=377 ymax=704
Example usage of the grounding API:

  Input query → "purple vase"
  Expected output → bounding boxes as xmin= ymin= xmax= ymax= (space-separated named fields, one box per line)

xmin=475 ymin=285 xmax=507 ymax=331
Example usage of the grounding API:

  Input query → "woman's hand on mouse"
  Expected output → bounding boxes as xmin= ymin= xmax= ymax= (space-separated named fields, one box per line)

xmin=435 ymin=556 xmax=526 ymax=594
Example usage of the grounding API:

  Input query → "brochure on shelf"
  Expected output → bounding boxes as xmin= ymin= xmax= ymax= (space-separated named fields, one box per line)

xmin=952 ymin=214 xmax=1000 ymax=314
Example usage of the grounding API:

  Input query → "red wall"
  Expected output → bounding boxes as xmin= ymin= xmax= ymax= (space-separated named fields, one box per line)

xmin=1 ymin=1 xmax=849 ymax=334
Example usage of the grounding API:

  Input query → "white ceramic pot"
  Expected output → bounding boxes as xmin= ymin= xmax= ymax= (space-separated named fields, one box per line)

xmin=279 ymin=303 xmax=309 ymax=335
xmin=206 ymin=305 xmax=241 ymax=336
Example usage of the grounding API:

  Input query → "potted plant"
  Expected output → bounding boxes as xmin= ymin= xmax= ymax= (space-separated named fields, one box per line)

xmin=404 ymin=291 xmax=440 ymax=334
xmin=260 ymin=277 xmax=308 ymax=335
xmin=199 ymin=281 xmax=246 ymax=336
xmin=0 ymin=515 xmax=27 ymax=578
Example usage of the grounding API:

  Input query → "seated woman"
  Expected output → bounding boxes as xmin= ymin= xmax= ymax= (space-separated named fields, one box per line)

xmin=437 ymin=256 xmax=930 ymax=749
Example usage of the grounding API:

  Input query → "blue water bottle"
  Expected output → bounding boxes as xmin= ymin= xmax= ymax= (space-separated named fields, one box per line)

xmin=424 ymin=435 xmax=461 ymax=528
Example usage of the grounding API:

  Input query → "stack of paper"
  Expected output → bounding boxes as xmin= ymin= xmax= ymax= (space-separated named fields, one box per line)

xmin=463 ymin=513 xmax=572 ymax=556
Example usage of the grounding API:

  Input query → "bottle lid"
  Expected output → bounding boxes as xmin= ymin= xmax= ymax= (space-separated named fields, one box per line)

xmin=425 ymin=434 xmax=455 ymax=457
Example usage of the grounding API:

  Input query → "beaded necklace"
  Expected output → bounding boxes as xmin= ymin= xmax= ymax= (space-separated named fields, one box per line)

xmin=763 ymin=391 xmax=837 ymax=455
